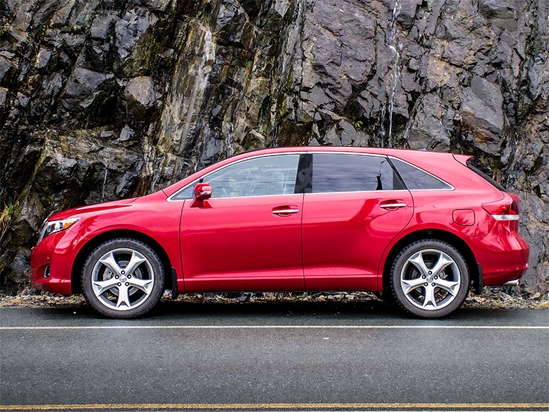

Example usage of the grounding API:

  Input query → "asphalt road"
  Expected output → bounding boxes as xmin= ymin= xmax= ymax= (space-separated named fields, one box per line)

xmin=1 ymin=301 xmax=548 ymax=411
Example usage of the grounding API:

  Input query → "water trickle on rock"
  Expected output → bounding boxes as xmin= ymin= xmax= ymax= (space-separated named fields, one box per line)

xmin=101 ymin=166 xmax=109 ymax=201
xmin=385 ymin=0 xmax=402 ymax=148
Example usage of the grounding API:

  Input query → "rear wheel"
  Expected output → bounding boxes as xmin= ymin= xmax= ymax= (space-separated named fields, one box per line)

xmin=82 ymin=238 xmax=165 ymax=319
xmin=390 ymin=239 xmax=469 ymax=318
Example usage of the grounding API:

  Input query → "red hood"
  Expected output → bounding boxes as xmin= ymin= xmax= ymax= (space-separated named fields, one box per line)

xmin=48 ymin=198 xmax=137 ymax=221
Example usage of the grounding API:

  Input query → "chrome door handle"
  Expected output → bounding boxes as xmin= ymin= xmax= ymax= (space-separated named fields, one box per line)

xmin=380 ymin=203 xmax=407 ymax=209
xmin=272 ymin=208 xmax=299 ymax=216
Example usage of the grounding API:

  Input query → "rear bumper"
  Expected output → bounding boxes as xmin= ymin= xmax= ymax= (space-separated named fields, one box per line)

xmin=474 ymin=226 xmax=529 ymax=286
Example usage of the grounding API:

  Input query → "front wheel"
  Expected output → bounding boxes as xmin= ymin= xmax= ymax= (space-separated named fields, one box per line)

xmin=390 ymin=239 xmax=469 ymax=318
xmin=82 ymin=238 xmax=165 ymax=319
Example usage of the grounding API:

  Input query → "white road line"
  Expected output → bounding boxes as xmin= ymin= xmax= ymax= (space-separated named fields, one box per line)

xmin=0 ymin=325 xmax=548 ymax=330
xmin=1 ymin=403 xmax=549 ymax=411
xmin=2 ymin=402 xmax=549 ymax=411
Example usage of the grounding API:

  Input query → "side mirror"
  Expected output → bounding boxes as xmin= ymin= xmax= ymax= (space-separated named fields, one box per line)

xmin=194 ymin=183 xmax=212 ymax=201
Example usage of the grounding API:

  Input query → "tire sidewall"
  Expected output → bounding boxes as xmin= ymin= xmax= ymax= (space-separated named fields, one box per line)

xmin=390 ymin=239 xmax=469 ymax=318
xmin=82 ymin=238 xmax=165 ymax=319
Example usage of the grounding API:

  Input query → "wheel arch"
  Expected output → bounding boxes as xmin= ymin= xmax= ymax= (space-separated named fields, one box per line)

xmin=71 ymin=230 xmax=174 ymax=294
xmin=382 ymin=229 xmax=479 ymax=295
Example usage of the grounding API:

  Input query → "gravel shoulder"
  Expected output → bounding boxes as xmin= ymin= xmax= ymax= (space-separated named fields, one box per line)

xmin=1 ymin=290 xmax=548 ymax=310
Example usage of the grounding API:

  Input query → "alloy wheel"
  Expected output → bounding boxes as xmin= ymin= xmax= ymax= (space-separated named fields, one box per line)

xmin=390 ymin=239 xmax=469 ymax=318
xmin=400 ymin=249 xmax=461 ymax=310
xmin=82 ymin=238 xmax=165 ymax=318
xmin=91 ymin=248 xmax=155 ymax=311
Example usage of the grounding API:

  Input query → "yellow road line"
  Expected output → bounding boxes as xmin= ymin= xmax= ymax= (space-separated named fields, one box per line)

xmin=1 ymin=403 xmax=548 ymax=410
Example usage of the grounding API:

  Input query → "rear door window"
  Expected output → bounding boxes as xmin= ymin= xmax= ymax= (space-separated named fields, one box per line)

xmin=311 ymin=154 xmax=403 ymax=193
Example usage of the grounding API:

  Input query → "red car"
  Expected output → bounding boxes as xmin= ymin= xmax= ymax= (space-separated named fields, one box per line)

xmin=30 ymin=147 xmax=529 ymax=319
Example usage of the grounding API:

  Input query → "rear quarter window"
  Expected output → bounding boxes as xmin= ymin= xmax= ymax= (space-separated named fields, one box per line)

xmin=390 ymin=158 xmax=452 ymax=190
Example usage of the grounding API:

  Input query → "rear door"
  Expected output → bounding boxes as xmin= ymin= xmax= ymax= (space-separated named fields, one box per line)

xmin=302 ymin=153 xmax=413 ymax=291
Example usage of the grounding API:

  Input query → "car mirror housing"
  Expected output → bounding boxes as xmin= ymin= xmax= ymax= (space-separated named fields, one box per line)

xmin=194 ymin=183 xmax=212 ymax=201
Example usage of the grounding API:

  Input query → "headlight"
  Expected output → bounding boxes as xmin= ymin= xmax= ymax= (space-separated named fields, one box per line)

xmin=38 ymin=218 xmax=80 ymax=243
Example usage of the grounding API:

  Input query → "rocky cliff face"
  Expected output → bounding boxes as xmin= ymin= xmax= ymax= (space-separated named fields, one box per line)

xmin=1 ymin=0 xmax=547 ymax=293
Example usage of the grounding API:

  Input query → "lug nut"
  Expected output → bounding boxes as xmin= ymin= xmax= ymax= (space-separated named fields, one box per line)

xmin=115 ymin=275 xmax=119 ymax=279
xmin=422 ymin=275 xmax=426 ymax=279
xmin=121 ymin=270 xmax=125 ymax=275
xmin=125 ymin=282 xmax=129 ymax=286
xmin=117 ymin=282 xmax=121 ymax=286
xmin=424 ymin=283 xmax=428 ymax=286
xmin=127 ymin=275 xmax=131 ymax=279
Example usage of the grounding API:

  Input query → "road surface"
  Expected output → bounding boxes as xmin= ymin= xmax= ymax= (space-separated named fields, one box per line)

xmin=1 ymin=301 xmax=548 ymax=411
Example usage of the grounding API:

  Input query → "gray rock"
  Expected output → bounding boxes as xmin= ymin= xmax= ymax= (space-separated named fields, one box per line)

xmin=215 ymin=0 xmax=249 ymax=45
xmin=339 ymin=121 xmax=358 ymax=146
xmin=8 ymin=248 xmax=31 ymax=282
xmin=90 ymin=14 xmax=118 ymax=40
xmin=100 ymin=130 xmax=115 ymax=138
xmin=0 ymin=56 xmax=16 ymax=84
xmin=324 ymin=126 xmax=341 ymax=146
xmin=407 ymin=93 xmax=451 ymax=151
xmin=397 ymin=0 xmax=423 ymax=29
xmin=35 ymin=48 xmax=52 ymax=69
xmin=115 ymin=8 xmax=158 ymax=60
xmin=0 ymin=88 xmax=7 ymax=106
xmin=64 ymin=68 xmax=114 ymax=97
xmin=124 ymin=76 xmax=159 ymax=109
xmin=461 ymin=76 xmax=505 ymax=153
xmin=119 ymin=125 xmax=135 ymax=141
xmin=479 ymin=0 xmax=519 ymax=19
xmin=1 ymin=0 xmax=548 ymax=294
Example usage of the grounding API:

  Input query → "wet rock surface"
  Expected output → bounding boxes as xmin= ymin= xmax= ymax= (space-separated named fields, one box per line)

xmin=0 ymin=0 xmax=547 ymax=295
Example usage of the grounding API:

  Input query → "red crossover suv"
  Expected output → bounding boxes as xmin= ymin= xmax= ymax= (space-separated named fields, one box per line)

xmin=30 ymin=147 xmax=529 ymax=319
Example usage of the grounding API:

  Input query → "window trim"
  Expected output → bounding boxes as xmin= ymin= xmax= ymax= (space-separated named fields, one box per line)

xmin=167 ymin=153 xmax=303 ymax=202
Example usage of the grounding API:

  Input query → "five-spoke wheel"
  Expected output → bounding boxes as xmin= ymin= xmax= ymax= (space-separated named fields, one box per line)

xmin=82 ymin=238 xmax=164 ymax=318
xmin=390 ymin=239 xmax=469 ymax=318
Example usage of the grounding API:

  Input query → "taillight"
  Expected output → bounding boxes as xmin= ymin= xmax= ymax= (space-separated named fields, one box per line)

xmin=482 ymin=194 xmax=520 ymax=221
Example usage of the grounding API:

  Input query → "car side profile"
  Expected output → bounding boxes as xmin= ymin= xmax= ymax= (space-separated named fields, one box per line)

xmin=30 ymin=147 xmax=529 ymax=319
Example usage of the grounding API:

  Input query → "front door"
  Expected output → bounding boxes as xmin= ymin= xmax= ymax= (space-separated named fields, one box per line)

xmin=179 ymin=154 xmax=305 ymax=292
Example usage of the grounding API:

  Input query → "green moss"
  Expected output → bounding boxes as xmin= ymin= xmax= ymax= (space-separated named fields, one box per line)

xmin=3 ymin=134 xmax=48 ymax=243
xmin=0 ymin=203 xmax=15 ymax=243
xmin=242 ymin=59 xmax=254 ymax=84
xmin=277 ymin=96 xmax=287 ymax=118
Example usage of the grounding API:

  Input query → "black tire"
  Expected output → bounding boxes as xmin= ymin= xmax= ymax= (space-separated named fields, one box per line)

xmin=82 ymin=238 xmax=165 ymax=319
xmin=390 ymin=239 xmax=469 ymax=318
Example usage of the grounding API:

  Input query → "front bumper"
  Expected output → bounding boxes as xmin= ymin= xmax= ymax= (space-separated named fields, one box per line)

xmin=30 ymin=231 xmax=76 ymax=295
